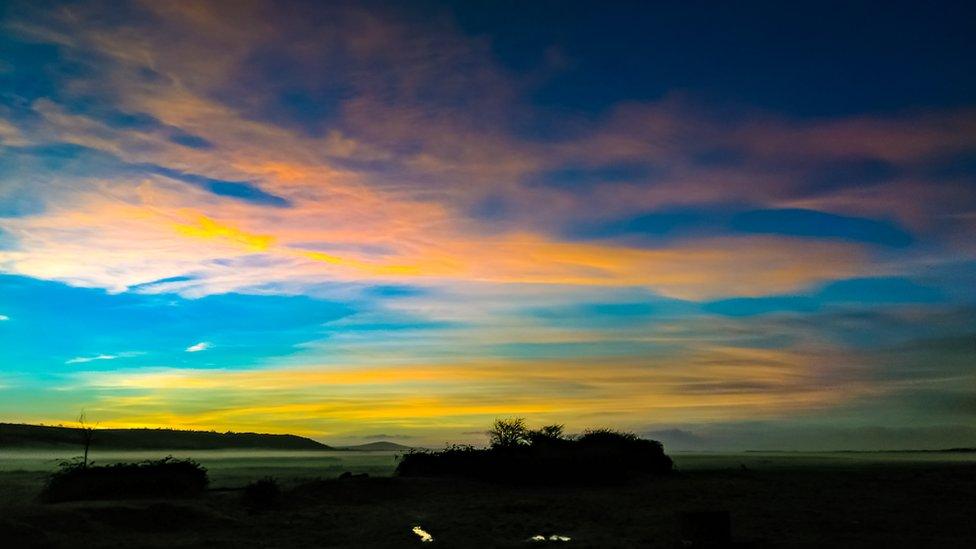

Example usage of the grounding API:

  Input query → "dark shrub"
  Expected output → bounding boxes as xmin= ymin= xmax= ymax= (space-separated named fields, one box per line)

xmin=395 ymin=444 xmax=487 ymax=477
xmin=42 ymin=457 xmax=208 ymax=502
xmin=578 ymin=428 xmax=638 ymax=443
xmin=396 ymin=423 xmax=673 ymax=484
xmin=576 ymin=429 xmax=673 ymax=477
xmin=242 ymin=477 xmax=281 ymax=510
xmin=527 ymin=424 xmax=565 ymax=445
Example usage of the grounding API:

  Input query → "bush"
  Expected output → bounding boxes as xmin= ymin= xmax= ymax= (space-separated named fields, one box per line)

xmin=42 ymin=457 xmax=209 ymax=502
xmin=395 ymin=444 xmax=486 ymax=477
xmin=575 ymin=429 xmax=673 ymax=476
xmin=241 ymin=477 xmax=281 ymax=511
xmin=528 ymin=424 xmax=565 ymax=442
xmin=396 ymin=423 xmax=673 ymax=484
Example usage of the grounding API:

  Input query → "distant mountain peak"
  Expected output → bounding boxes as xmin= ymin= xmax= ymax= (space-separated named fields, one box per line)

xmin=337 ymin=441 xmax=418 ymax=451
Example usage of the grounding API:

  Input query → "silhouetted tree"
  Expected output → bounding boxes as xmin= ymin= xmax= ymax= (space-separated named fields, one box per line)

xmin=78 ymin=412 xmax=96 ymax=468
xmin=488 ymin=418 xmax=528 ymax=448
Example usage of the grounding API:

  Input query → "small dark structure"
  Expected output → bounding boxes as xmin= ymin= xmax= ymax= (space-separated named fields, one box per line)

xmin=42 ymin=457 xmax=209 ymax=502
xmin=337 ymin=471 xmax=370 ymax=480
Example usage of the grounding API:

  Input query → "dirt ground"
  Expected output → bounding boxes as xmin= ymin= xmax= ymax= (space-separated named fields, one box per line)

xmin=1 ymin=462 xmax=975 ymax=548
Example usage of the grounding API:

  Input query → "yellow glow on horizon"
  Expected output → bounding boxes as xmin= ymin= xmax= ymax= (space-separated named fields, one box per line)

xmin=56 ymin=350 xmax=879 ymax=439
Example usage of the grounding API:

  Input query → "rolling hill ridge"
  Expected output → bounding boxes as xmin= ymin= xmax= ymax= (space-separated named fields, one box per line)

xmin=0 ymin=423 xmax=333 ymax=451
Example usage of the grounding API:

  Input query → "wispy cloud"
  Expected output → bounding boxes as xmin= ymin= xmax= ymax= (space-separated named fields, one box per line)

xmin=185 ymin=342 xmax=211 ymax=353
xmin=0 ymin=314 xmax=9 ymax=321
xmin=65 ymin=351 xmax=143 ymax=365
xmin=66 ymin=354 xmax=119 ymax=365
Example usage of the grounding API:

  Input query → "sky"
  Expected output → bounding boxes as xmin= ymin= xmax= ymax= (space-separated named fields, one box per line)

xmin=0 ymin=0 xmax=974 ymax=450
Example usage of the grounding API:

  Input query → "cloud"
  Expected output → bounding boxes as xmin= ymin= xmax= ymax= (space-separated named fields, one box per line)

xmin=144 ymin=165 xmax=291 ymax=207
xmin=362 ymin=433 xmax=417 ymax=440
xmin=174 ymin=215 xmax=276 ymax=252
xmin=66 ymin=354 xmax=119 ymax=364
xmin=64 ymin=351 xmax=144 ymax=365
xmin=0 ymin=192 xmax=875 ymax=299
xmin=728 ymin=208 xmax=913 ymax=247
xmin=568 ymin=206 xmax=915 ymax=247
xmin=0 ymin=314 xmax=9 ymax=321
xmin=185 ymin=342 xmax=211 ymax=353
xmin=703 ymin=276 xmax=946 ymax=317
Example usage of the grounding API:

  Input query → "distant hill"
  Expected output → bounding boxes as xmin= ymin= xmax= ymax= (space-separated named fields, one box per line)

xmin=338 ymin=441 xmax=417 ymax=451
xmin=0 ymin=423 xmax=333 ymax=451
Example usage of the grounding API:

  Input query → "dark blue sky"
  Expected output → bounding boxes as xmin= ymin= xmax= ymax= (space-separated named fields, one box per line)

xmin=448 ymin=0 xmax=975 ymax=116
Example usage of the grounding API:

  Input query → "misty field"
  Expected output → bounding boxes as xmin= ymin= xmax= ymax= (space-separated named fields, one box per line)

xmin=0 ymin=450 xmax=398 ymax=486
xmin=2 ymin=450 xmax=975 ymax=547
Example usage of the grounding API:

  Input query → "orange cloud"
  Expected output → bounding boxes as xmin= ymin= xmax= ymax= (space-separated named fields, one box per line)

xmin=175 ymin=214 xmax=275 ymax=251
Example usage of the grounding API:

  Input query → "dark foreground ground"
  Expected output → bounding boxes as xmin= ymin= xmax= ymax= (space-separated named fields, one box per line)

xmin=1 ymin=462 xmax=975 ymax=548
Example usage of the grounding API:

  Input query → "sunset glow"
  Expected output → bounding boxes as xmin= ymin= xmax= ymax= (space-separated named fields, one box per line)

xmin=1 ymin=1 xmax=974 ymax=449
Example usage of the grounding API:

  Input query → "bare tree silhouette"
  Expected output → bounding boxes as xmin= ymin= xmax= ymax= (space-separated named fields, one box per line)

xmin=488 ymin=418 xmax=529 ymax=449
xmin=78 ymin=412 xmax=96 ymax=467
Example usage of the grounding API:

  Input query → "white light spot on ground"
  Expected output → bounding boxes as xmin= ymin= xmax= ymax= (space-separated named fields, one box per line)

xmin=412 ymin=525 xmax=434 ymax=542
xmin=529 ymin=534 xmax=572 ymax=542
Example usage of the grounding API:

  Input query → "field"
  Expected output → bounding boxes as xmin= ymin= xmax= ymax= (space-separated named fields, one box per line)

xmin=0 ymin=450 xmax=399 ymax=491
xmin=1 ymin=450 xmax=975 ymax=547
